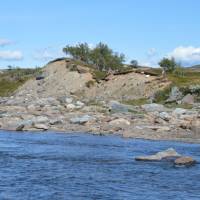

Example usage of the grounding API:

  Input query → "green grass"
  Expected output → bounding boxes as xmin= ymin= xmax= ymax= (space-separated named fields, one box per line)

xmin=0 ymin=68 xmax=42 ymax=97
xmin=92 ymin=70 xmax=107 ymax=82
xmin=154 ymin=86 xmax=172 ymax=103
xmin=167 ymin=71 xmax=200 ymax=87
xmin=0 ymin=79 xmax=26 ymax=96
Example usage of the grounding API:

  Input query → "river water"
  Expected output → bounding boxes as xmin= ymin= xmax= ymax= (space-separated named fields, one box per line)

xmin=0 ymin=130 xmax=200 ymax=200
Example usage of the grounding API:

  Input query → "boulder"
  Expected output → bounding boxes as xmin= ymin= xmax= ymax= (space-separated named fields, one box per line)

xmin=70 ymin=115 xmax=93 ymax=125
xmin=135 ymin=148 xmax=181 ymax=161
xmin=181 ymin=94 xmax=194 ymax=105
xmin=34 ymin=124 xmax=48 ymax=130
xmin=166 ymin=87 xmax=183 ymax=103
xmin=109 ymin=118 xmax=130 ymax=127
xmin=49 ymin=119 xmax=63 ymax=125
xmin=16 ymin=124 xmax=25 ymax=131
xmin=159 ymin=112 xmax=171 ymax=121
xmin=174 ymin=156 xmax=196 ymax=166
xmin=141 ymin=103 xmax=166 ymax=112
xmin=76 ymin=101 xmax=85 ymax=108
xmin=65 ymin=97 xmax=73 ymax=104
xmin=108 ymin=100 xmax=137 ymax=113
xmin=172 ymin=108 xmax=187 ymax=116
xmin=67 ymin=104 xmax=76 ymax=110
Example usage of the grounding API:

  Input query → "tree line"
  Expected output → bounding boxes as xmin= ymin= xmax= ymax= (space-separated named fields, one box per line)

xmin=63 ymin=42 xmax=181 ymax=74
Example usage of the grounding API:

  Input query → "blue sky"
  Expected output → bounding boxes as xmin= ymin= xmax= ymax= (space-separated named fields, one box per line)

xmin=1 ymin=0 xmax=200 ymax=68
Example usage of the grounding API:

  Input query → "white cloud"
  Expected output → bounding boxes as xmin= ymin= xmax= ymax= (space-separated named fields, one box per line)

xmin=0 ymin=50 xmax=23 ymax=61
xmin=168 ymin=46 xmax=200 ymax=66
xmin=33 ymin=47 xmax=65 ymax=61
xmin=0 ymin=38 xmax=13 ymax=47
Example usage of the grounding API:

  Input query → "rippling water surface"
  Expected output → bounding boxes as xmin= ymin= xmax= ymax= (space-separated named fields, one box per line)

xmin=0 ymin=130 xmax=200 ymax=200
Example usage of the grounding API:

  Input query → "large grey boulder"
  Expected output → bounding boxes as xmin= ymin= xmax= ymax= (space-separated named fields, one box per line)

xmin=158 ymin=112 xmax=171 ymax=121
xmin=70 ymin=115 xmax=93 ymax=125
xmin=166 ymin=87 xmax=183 ymax=103
xmin=34 ymin=124 xmax=48 ymax=130
xmin=172 ymin=108 xmax=187 ymax=116
xmin=141 ymin=103 xmax=166 ymax=112
xmin=181 ymin=94 xmax=194 ymax=105
xmin=135 ymin=148 xmax=181 ymax=161
xmin=108 ymin=101 xmax=137 ymax=113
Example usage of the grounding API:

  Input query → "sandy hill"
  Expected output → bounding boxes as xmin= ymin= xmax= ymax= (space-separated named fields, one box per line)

xmin=14 ymin=59 xmax=170 ymax=103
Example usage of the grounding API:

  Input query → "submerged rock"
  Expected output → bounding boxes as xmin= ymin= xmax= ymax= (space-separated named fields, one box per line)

xmin=158 ymin=112 xmax=171 ymax=121
xmin=135 ymin=148 xmax=181 ymax=161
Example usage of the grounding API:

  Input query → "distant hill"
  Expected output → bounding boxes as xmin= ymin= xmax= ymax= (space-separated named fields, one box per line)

xmin=189 ymin=64 xmax=200 ymax=70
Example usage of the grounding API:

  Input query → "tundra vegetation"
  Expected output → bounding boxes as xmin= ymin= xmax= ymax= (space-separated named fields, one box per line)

xmin=0 ymin=67 xmax=41 ymax=96
xmin=0 ymin=42 xmax=200 ymax=102
xmin=63 ymin=42 xmax=126 ymax=72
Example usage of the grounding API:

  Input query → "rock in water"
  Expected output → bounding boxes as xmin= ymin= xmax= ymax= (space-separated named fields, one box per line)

xmin=174 ymin=156 xmax=196 ymax=166
xmin=135 ymin=148 xmax=181 ymax=161
xmin=16 ymin=124 xmax=25 ymax=131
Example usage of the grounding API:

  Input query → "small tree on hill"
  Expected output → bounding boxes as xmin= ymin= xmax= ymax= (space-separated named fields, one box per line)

xmin=63 ymin=43 xmax=90 ymax=63
xmin=130 ymin=60 xmax=138 ymax=68
xmin=158 ymin=57 xmax=177 ymax=73
xmin=63 ymin=42 xmax=125 ymax=72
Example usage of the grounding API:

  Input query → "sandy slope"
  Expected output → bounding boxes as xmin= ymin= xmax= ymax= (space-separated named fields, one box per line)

xmin=15 ymin=59 xmax=170 ymax=102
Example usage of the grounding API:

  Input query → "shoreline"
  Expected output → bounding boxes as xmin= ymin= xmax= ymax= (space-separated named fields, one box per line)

xmin=1 ymin=127 xmax=200 ymax=144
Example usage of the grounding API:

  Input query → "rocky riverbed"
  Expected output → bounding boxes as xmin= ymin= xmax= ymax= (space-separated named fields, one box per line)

xmin=0 ymin=95 xmax=200 ymax=143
